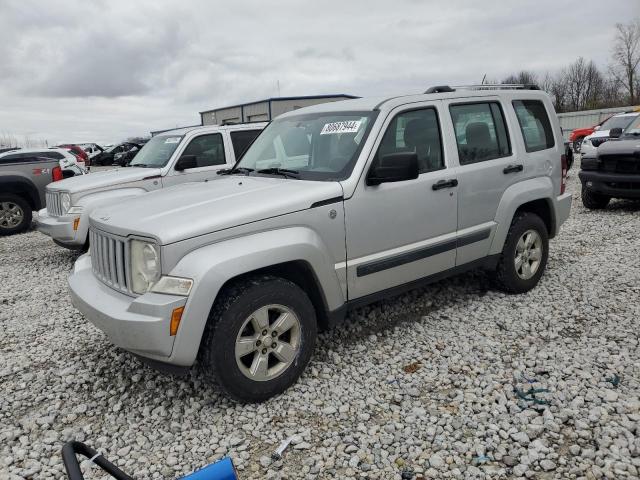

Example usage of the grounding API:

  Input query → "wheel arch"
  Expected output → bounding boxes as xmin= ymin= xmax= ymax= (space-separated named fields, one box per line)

xmin=166 ymin=227 xmax=345 ymax=367
xmin=0 ymin=177 xmax=40 ymax=210
xmin=490 ymin=177 xmax=556 ymax=255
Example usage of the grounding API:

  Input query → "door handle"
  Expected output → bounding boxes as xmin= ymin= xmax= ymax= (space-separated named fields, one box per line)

xmin=503 ymin=164 xmax=523 ymax=174
xmin=432 ymin=179 xmax=458 ymax=190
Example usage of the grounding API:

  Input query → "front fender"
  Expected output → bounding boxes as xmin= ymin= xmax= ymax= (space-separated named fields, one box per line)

xmin=489 ymin=177 xmax=554 ymax=255
xmin=167 ymin=227 xmax=345 ymax=366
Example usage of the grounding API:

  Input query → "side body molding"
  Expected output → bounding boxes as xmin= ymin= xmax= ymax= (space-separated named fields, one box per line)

xmin=167 ymin=227 xmax=345 ymax=366
xmin=489 ymin=176 xmax=555 ymax=255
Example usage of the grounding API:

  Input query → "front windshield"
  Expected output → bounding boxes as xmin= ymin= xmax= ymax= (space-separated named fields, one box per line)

xmin=129 ymin=135 xmax=183 ymax=168
xmin=601 ymin=115 xmax=636 ymax=131
xmin=622 ymin=116 xmax=640 ymax=136
xmin=236 ymin=111 xmax=378 ymax=180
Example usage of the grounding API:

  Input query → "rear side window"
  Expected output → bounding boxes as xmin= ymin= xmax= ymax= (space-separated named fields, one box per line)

xmin=230 ymin=130 xmax=261 ymax=158
xmin=182 ymin=133 xmax=226 ymax=167
xmin=512 ymin=100 xmax=555 ymax=152
xmin=376 ymin=107 xmax=444 ymax=173
xmin=40 ymin=151 xmax=64 ymax=160
xmin=450 ymin=102 xmax=511 ymax=165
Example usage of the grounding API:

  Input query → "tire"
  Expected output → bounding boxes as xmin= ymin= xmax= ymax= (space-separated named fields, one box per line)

xmin=581 ymin=187 xmax=610 ymax=210
xmin=199 ymin=275 xmax=317 ymax=402
xmin=494 ymin=212 xmax=549 ymax=294
xmin=0 ymin=194 xmax=32 ymax=236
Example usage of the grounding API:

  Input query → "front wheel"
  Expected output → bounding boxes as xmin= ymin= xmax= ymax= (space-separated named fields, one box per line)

xmin=581 ymin=187 xmax=610 ymax=210
xmin=0 ymin=194 xmax=32 ymax=236
xmin=494 ymin=212 xmax=549 ymax=294
xmin=199 ymin=275 xmax=317 ymax=402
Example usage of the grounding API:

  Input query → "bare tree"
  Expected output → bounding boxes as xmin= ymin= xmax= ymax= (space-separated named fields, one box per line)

xmin=502 ymin=71 xmax=538 ymax=85
xmin=611 ymin=19 xmax=640 ymax=104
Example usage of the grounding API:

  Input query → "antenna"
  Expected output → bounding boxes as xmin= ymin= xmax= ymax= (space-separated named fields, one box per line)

xmin=481 ymin=74 xmax=487 ymax=85
xmin=277 ymin=80 xmax=281 ymax=97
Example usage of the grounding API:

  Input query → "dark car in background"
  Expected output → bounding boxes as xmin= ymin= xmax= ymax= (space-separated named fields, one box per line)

xmin=112 ymin=143 xmax=142 ymax=166
xmin=92 ymin=142 xmax=141 ymax=166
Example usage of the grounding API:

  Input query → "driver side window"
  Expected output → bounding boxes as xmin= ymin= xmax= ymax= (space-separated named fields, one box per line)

xmin=182 ymin=133 xmax=226 ymax=167
xmin=376 ymin=108 xmax=444 ymax=173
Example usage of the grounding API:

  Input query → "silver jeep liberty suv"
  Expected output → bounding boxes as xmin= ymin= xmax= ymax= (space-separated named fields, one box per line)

xmin=69 ymin=84 xmax=572 ymax=402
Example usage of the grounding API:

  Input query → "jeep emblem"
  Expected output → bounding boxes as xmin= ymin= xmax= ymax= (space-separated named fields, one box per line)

xmin=329 ymin=209 xmax=337 ymax=219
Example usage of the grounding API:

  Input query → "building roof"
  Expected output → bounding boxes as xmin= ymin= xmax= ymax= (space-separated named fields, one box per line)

xmin=199 ymin=94 xmax=359 ymax=114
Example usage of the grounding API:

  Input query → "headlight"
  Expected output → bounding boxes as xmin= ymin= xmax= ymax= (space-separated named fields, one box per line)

xmin=151 ymin=276 xmax=193 ymax=296
xmin=60 ymin=192 xmax=71 ymax=214
xmin=130 ymin=240 xmax=161 ymax=294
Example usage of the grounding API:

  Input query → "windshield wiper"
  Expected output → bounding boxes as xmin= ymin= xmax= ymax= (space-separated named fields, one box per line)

xmin=255 ymin=167 xmax=300 ymax=178
xmin=218 ymin=167 xmax=254 ymax=175
xmin=129 ymin=163 xmax=153 ymax=168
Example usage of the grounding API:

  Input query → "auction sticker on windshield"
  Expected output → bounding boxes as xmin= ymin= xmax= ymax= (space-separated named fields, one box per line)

xmin=320 ymin=120 xmax=362 ymax=135
xmin=164 ymin=137 xmax=181 ymax=144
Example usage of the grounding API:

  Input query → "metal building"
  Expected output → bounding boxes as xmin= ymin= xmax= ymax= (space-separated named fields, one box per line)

xmin=199 ymin=94 xmax=358 ymax=125
xmin=557 ymin=105 xmax=639 ymax=140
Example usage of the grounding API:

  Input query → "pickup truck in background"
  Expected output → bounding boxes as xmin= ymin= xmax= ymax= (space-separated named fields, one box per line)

xmin=37 ymin=123 xmax=265 ymax=249
xmin=0 ymin=155 xmax=64 ymax=235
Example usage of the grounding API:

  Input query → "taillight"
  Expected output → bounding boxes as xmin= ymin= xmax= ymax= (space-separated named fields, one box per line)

xmin=560 ymin=154 xmax=568 ymax=195
xmin=52 ymin=166 xmax=63 ymax=182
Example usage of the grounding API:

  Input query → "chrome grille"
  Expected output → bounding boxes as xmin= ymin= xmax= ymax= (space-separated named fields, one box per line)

xmin=90 ymin=229 xmax=130 ymax=293
xmin=46 ymin=191 xmax=63 ymax=217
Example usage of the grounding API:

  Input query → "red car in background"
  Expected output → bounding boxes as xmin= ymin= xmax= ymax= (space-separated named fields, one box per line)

xmin=57 ymin=144 xmax=90 ymax=167
xmin=568 ymin=117 xmax=611 ymax=153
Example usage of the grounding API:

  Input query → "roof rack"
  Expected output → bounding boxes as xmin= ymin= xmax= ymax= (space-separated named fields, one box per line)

xmin=424 ymin=84 xmax=540 ymax=94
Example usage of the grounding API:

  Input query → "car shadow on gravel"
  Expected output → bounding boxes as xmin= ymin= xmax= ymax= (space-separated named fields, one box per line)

xmin=316 ymin=269 xmax=494 ymax=354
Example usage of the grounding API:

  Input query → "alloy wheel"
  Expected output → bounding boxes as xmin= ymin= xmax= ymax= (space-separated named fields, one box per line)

xmin=234 ymin=304 xmax=301 ymax=382
xmin=514 ymin=229 xmax=543 ymax=280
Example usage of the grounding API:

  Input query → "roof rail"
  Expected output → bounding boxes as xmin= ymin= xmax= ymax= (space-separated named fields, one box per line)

xmin=454 ymin=84 xmax=540 ymax=91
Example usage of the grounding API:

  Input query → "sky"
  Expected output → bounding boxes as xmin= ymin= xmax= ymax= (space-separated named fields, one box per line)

xmin=0 ymin=0 xmax=638 ymax=146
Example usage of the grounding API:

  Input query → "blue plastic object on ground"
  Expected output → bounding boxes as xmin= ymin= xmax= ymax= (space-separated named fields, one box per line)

xmin=180 ymin=458 xmax=238 ymax=480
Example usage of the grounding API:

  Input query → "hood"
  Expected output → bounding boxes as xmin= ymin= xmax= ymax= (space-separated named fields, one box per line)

xmin=90 ymin=176 xmax=343 ymax=245
xmin=597 ymin=138 xmax=640 ymax=157
xmin=586 ymin=130 xmax=612 ymax=139
xmin=46 ymin=167 xmax=160 ymax=194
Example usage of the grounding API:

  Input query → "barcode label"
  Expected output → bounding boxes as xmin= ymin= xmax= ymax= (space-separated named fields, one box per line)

xmin=320 ymin=120 xmax=362 ymax=135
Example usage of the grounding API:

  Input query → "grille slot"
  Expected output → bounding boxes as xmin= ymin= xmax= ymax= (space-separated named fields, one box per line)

xmin=46 ymin=191 xmax=63 ymax=217
xmin=90 ymin=229 xmax=129 ymax=293
xmin=600 ymin=155 xmax=640 ymax=174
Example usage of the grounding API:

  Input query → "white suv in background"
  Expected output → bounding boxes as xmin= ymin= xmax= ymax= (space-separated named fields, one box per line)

xmin=580 ymin=112 xmax=640 ymax=158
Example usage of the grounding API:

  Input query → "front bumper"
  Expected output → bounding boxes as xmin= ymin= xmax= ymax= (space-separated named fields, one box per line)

xmin=578 ymin=171 xmax=640 ymax=199
xmin=36 ymin=208 xmax=85 ymax=248
xmin=68 ymin=255 xmax=187 ymax=361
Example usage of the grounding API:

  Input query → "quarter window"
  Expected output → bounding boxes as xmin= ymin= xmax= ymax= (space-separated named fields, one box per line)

xmin=182 ymin=133 xmax=226 ymax=167
xmin=376 ymin=108 xmax=444 ymax=173
xmin=450 ymin=102 xmax=511 ymax=165
xmin=512 ymin=100 xmax=555 ymax=152
xmin=230 ymin=130 xmax=261 ymax=158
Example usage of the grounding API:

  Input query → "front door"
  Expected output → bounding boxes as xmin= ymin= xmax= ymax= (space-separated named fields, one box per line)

xmin=345 ymin=104 xmax=459 ymax=300
xmin=162 ymin=132 xmax=231 ymax=187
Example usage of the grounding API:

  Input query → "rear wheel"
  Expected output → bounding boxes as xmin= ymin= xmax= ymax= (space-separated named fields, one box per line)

xmin=0 ymin=194 xmax=31 ymax=236
xmin=494 ymin=212 xmax=549 ymax=294
xmin=199 ymin=275 xmax=317 ymax=402
xmin=581 ymin=187 xmax=610 ymax=209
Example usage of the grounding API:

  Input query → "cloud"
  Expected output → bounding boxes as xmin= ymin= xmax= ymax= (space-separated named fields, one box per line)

xmin=0 ymin=0 xmax=637 ymax=144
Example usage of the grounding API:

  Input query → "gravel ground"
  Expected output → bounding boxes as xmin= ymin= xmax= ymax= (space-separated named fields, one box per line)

xmin=1 ymin=170 xmax=639 ymax=480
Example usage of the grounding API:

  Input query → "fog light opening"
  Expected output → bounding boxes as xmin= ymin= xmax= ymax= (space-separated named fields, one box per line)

xmin=170 ymin=306 xmax=185 ymax=336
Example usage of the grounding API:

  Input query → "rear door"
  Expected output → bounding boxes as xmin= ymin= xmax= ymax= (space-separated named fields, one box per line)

xmin=442 ymin=97 xmax=524 ymax=265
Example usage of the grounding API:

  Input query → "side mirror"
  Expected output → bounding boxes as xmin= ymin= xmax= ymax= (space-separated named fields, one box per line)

xmin=366 ymin=152 xmax=419 ymax=186
xmin=609 ymin=127 xmax=623 ymax=139
xmin=175 ymin=155 xmax=198 ymax=171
